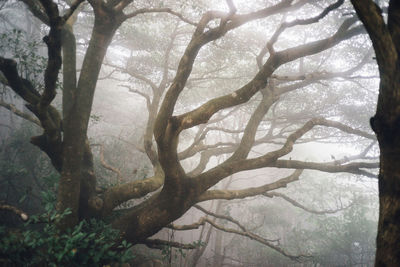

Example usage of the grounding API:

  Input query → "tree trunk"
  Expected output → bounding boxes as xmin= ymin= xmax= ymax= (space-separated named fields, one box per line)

xmin=350 ymin=1 xmax=400 ymax=265
xmin=57 ymin=4 xmax=123 ymax=229
xmin=372 ymin=72 xmax=400 ymax=265
xmin=375 ymin=143 xmax=400 ymax=265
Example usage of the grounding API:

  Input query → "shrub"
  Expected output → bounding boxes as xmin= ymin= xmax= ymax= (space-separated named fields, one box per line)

xmin=0 ymin=206 xmax=134 ymax=266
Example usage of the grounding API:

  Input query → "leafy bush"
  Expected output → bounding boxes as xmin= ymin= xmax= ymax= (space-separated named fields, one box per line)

xmin=0 ymin=172 xmax=134 ymax=266
xmin=0 ymin=205 xmax=134 ymax=266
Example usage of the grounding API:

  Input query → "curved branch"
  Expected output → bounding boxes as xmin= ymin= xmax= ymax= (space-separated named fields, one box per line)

xmin=176 ymin=20 xmax=364 ymax=133
xmin=153 ymin=0 xmax=308 ymax=144
xmin=0 ymin=100 xmax=40 ymax=126
xmin=62 ymin=0 xmax=85 ymax=22
xmin=227 ymin=90 xmax=277 ymax=161
xmin=273 ymin=160 xmax=378 ymax=178
xmin=187 ymin=147 xmax=234 ymax=176
xmin=187 ymin=118 xmax=375 ymax=177
xmin=275 ymin=49 xmax=374 ymax=95
xmin=93 ymin=143 xmax=123 ymax=181
xmin=169 ymin=217 xmax=310 ymax=262
xmin=182 ymin=113 xmax=374 ymax=166
xmin=196 ymin=169 xmax=303 ymax=202
xmin=267 ymin=0 xmax=345 ymax=53
xmin=20 ymin=0 xmax=49 ymax=25
xmin=39 ymin=0 xmax=62 ymax=110
xmin=0 ymin=204 xmax=29 ymax=221
xmin=264 ymin=192 xmax=352 ymax=215
xmin=105 ymin=61 xmax=158 ymax=91
xmin=313 ymin=118 xmax=375 ymax=140
xmin=111 ymin=0 xmax=132 ymax=13
xmin=101 ymin=165 xmax=164 ymax=214
xmin=119 ymin=85 xmax=151 ymax=108
xmin=194 ymin=117 xmax=377 ymax=192
xmin=180 ymin=141 xmax=236 ymax=161
xmin=0 ymin=57 xmax=40 ymax=104
xmin=351 ymin=0 xmax=396 ymax=77
xmin=124 ymin=8 xmax=197 ymax=26
xmin=0 ymin=56 xmax=63 ymax=170
xmin=193 ymin=205 xmax=247 ymax=232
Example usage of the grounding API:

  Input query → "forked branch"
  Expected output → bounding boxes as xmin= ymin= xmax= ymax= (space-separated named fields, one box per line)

xmin=169 ymin=217 xmax=310 ymax=262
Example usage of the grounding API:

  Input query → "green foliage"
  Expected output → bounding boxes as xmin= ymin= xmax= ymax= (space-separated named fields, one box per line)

xmin=0 ymin=124 xmax=55 ymax=221
xmin=89 ymin=114 xmax=102 ymax=125
xmin=0 ymin=29 xmax=47 ymax=91
xmin=0 ymin=151 xmax=134 ymax=266
xmin=302 ymin=196 xmax=377 ymax=266
xmin=0 ymin=204 xmax=134 ymax=266
xmin=220 ymin=174 xmax=377 ymax=266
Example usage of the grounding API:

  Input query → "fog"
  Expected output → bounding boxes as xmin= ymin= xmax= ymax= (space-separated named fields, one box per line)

xmin=0 ymin=1 xmax=382 ymax=266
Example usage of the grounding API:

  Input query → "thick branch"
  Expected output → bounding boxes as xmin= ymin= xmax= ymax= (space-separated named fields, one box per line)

xmin=176 ymin=20 xmax=363 ymax=133
xmin=101 ymin=165 xmax=164 ymax=214
xmin=351 ymin=0 xmax=396 ymax=78
xmin=194 ymin=117 xmax=377 ymax=191
xmin=39 ymin=0 xmax=62 ymax=109
xmin=0 ymin=57 xmax=63 ymax=170
xmin=228 ymin=90 xmax=277 ymax=161
xmin=273 ymin=160 xmax=378 ymax=178
xmin=124 ymin=8 xmax=197 ymax=26
xmin=143 ymin=239 xmax=197 ymax=250
xmin=62 ymin=0 xmax=85 ymax=21
xmin=0 ymin=57 xmax=40 ymax=104
xmin=153 ymin=0 xmax=308 ymax=144
xmin=196 ymin=170 xmax=303 ymax=202
xmin=20 ymin=0 xmax=49 ymax=25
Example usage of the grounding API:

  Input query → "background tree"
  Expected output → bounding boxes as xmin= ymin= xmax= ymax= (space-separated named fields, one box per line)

xmin=351 ymin=0 xmax=400 ymax=265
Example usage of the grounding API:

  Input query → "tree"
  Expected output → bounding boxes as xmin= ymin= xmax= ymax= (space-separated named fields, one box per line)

xmin=0 ymin=0 xmax=381 ymax=263
xmin=350 ymin=1 xmax=400 ymax=265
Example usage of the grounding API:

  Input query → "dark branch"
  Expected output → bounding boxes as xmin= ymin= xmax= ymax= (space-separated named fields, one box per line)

xmin=143 ymin=239 xmax=197 ymax=250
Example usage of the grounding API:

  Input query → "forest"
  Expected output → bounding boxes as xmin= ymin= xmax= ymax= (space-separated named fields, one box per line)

xmin=0 ymin=0 xmax=399 ymax=266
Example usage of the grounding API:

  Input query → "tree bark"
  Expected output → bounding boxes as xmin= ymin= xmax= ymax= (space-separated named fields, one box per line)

xmin=351 ymin=0 xmax=400 ymax=265
xmin=57 ymin=2 xmax=123 ymax=229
